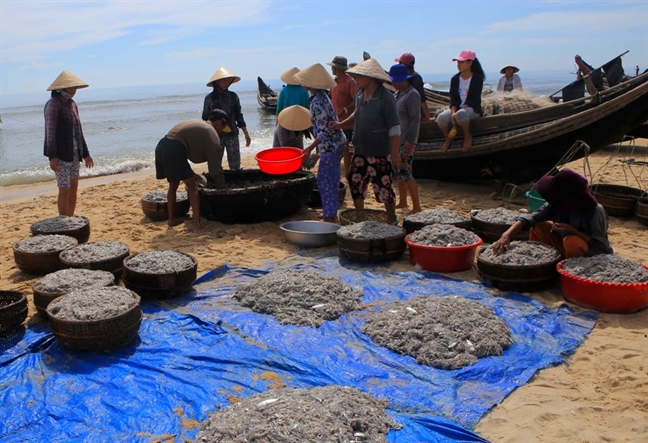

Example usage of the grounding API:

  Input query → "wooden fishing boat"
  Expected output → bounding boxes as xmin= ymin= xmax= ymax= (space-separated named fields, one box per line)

xmin=413 ymin=57 xmax=648 ymax=183
xmin=257 ymin=77 xmax=278 ymax=111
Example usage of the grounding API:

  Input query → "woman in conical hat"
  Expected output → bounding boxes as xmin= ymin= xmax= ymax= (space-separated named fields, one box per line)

xmin=272 ymin=105 xmax=313 ymax=150
xmin=275 ymin=67 xmax=310 ymax=117
xmin=43 ymin=71 xmax=94 ymax=216
xmin=201 ymin=66 xmax=249 ymax=170
xmin=331 ymin=58 xmax=400 ymax=216
xmin=496 ymin=64 xmax=523 ymax=92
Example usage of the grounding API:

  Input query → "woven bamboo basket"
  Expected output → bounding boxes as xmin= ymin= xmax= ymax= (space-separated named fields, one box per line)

xmin=337 ymin=229 xmax=407 ymax=263
xmin=307 ymin=181 xmax=347 ymax=208
xmin=33 ymin=270 xmax=116 ymax=317
xmin=59 ymin=241 xmax=130 ymax=277
xmin=471 ymin=216 xmax=529 ymax=243
xmin=339 ymin=209 xmax=400 ymax=226
xmin=122 ymin=252 xmax=198 ymax=298
xmin=0 ymin=291 xmax=28 ymax=336
xmin=590 ymin=184 xmax=644 ymax=218
xmin=636 ymin=197 xmax=648 ymax=226
xmin=477 ymin=248 xmax=562 ymax=292
xmin=30 ymin=216 xmax=91 ymax=243
xmin=141 ymin=192 xmax=190 ymax=220
xmin=46 ymin=292 xmax=142 ymax=352
xmin=13 ymin=235 xmax=78 ymax=275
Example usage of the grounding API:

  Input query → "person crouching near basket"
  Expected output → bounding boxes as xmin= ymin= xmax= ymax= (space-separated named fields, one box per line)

xmin=436 ymin=49 xmax=485 ymax=153
xmin=492 ymin=169 xmax=613 ymax=258
xmin=273 ymin=105 xmax=313 ymax=150
xmin=155 ymin=109 xmax=229 ymax=232
xmin=330 ymin=58 xmax=400 ymax=216
xmin=295 ymin=64 xmax=346 ymax=223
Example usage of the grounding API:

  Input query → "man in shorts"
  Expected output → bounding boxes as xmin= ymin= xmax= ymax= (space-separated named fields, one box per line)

xmin=155 ymin=109 xmax=228 ymax=232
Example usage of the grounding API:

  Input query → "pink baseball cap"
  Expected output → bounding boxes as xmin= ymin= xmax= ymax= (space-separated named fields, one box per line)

xmin=394 ymin=53 xmax=415 ymax=66
xmin=452 ymin=49 xmax=476 ymax=62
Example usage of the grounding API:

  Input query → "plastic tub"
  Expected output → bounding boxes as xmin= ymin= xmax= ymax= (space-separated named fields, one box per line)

xmin=405 ymin=235 xmax=483 ymax=273
xmin=557 ymin=260 xmax=648 ymax=313
xmin=255 ymin=147 xmax=305 ymax=175
xmin=525 ymin=190 xmax=546 ymax=212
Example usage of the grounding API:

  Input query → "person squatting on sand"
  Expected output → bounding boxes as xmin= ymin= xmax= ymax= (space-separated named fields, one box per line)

xmin=295 ymin=64 xmax=346 ymax=223
xmin=327 ymin=56 xmax=358 ymax=177
xmin=436 ymin=49 xmax=485 ymax=152
xmin=202 ymin=67 xmax=251 ymax=170
xmin=390 ymin=63 xmax=423 ymax=214
xmin=274 ymin=105 xmax=313 ymax=150
xmin=43 ymin=71 xmax=95 ymax=216
xmin=331 ymin=58 xmax=400 ymax=216
xmin=492 ymin=168 xmax=613 ymax=258
xmin=154 ymin=109 xmax=229 ymax=232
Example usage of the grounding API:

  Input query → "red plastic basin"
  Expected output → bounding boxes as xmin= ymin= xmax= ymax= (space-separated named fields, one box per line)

xmin=405 ymin=235 xmax=483 ymax=273
xmin=557 ymin=261 xmax=648 ymax=313
xmin=255 ymin=147 xmax=305 ymax=175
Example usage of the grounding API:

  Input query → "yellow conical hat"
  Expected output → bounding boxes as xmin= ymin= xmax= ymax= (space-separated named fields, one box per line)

xmin=46 ymin=71 xmax=89 ymax=91
xmin=280 ymin=67 xmax=301 ymax=86
xmin=294 ymin=63 xmax=336 ymax=90
xmin=346 ymin=58 xmax=391 ymax=83
xmin=277 ymin=105 xmax=311 ymax=131
xmin=207 ymin=67 xmax=241 ymax=87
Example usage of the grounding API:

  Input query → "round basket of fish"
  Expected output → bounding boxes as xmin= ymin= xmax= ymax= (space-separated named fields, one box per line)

xmin=557 ymin=255 xmax=648 ymax=313
xmin=30 ymin=215 xmax=90 ymax=243
xmin=0 ymin=291 xmax=28 ymax=336
xmin=402 ymin=208 xmax=471 ymax=234
xmin=336 ymin=221 xmax=406 ymax=263
xmin=471 ymin=207 xmax=529 ymax=243
xmin=141 ymin=190 xmax=190 ymax=221
xmin=60 ymin=241 xmax=130 ymax=277
xmin=122 ymin=250 xmax=197 ymax=298
xmin=477 ymin=241 xmax=562 ymax=292
xmin=46 ymin=286 xmax=142 ymax=352
xmin=13 ymin=234 xmax=78 ymax=275
xmin=405 ymin=225 xmax=482 ymax=273
xmin=33 ymin=269 xmax=116 ymax=317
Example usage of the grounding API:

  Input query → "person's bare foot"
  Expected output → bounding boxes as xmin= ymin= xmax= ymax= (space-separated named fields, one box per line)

xmin=167 ymin=219 xmax=183 ymax=228
xmin=192 ymin=225 xmax=207 ymax=233
xmin=463 ymin=134 xmax=473 ymax=151
xmin=323 ymin=216 xmax=339 ymax=224
xmin=395 ymin=202 xmax=408 ymax=209
xmin=410 ymin=207 xmax=423 ymax=214
xmin=441 ymin=139 xmax=452 ymax=153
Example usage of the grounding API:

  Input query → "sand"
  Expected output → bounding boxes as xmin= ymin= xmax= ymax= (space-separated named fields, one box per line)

xmin=1 ymin=141 xmax=646 ymax=442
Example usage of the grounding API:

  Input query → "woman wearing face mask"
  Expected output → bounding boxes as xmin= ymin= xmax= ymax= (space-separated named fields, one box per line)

xmin=43 ymin=71 xmax=94 ymax=216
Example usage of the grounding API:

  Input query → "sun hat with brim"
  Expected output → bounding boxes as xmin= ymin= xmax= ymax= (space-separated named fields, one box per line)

xmin=452 ymin=49 xmax=477 ymax=62
xmin=389 ymin=64 xmax=412 ymax=83
xmin=346 ymin=58 xmax=391 ymax=83
xmin=500 ymin=64 xmax=520 ymax=74
xmin=47 ymin=71 xmax=89 ymax=91
xmin=277 ymin=105 xmax=311 ymax=131
xmin=280 ymin=67 xmax=301 ymax=85
xmin=326 ymin=56 xmax=349 ymax=71
xmin=294 ymin=63 xmax=336 ymax=90
xmin=536 ymin=168 xmax=598 ymax=212
xmin=207 ymin=67 xmax=241 ymax=87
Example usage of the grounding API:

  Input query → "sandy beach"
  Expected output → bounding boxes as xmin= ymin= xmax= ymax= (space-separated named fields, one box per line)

xmin=1 ymin=141 xmax=646 ymax=442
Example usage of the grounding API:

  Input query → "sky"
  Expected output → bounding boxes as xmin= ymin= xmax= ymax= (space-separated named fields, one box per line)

xmin=1 ymin=0 xmax=647 ymax=95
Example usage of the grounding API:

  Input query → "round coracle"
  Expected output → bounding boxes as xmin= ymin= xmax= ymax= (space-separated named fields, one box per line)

xmin=337 ymin=220 xmax=404 ymax=240
xmin=0 ymin=291 xmax=28 ymax=335
xmin=561 ymin=255 xmax=648 ymax=284
xmin=479 ymin=241 xmax=560 ymax=266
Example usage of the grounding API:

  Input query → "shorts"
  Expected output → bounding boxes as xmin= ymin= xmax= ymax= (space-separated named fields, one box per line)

xmin=56 ymin=160 xmax=80 ymax=188
xmin=395 ymin=146 xmax=414 ymax=181
xmin=155 ymin=137 xmax=194 ymax=182
xmin=436 ymin=107 xmax=480 ymax=129
xmin=347 ymin=154 xmax=395 ymax=204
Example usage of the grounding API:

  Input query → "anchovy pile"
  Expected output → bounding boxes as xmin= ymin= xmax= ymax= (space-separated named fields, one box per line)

xmin=337 ymin=221 xmax=404 ymax=240
xmin=34 ymin=269 xmax=115 ymax=294
xmin=404 ymin=208 xmax=469 ymax=225
xmin=195 ymin=385 xmax=401 ymax=443
xmin=125 ymin=251 xmax=195 ymax=274
xmin=562 ymin=255 xmax=648 ymax=284
xmin=60 ymin=241 xmax=129 ymax=264
xmin=14 ymin=235 xmax=76 ymax=253
xmin=47 ymin=287 xmax=138 ymax=321
xmin=362 ymin=296 xmax=512 ymax=370
xmin=141 ymin=190 xmax=188 ymax=203
xmin=473 ymin=207 xmax=521 ymax=225
xmin=233 ymin=269 xmax=362 ymax=327
xmin=408 ymin=225 xmax=479 ymax=247
xmin=31 ymin=215 xmax=87 ymax=233
xmin=479 ymin=241 xmax=560 ymax=266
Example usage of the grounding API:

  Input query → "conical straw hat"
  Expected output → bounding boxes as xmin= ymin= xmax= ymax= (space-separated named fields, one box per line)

xmin=294 ymin=63 xmax=336 ymax=90
xmin=277 ymin=105 xmax=311 ymax=131
xmin=280 ymin=67 xmax=301 ymax=86
xmin=346 ymin=58 xmax=391 ymax=83
xmin=46 ymin=71 xmax=89 ymax=91
xmin=207 ymin=67 xmax=241 ymax=87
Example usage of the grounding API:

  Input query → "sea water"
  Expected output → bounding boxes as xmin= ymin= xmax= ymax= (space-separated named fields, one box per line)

xmin=0 ymin=70 xmax=576 ymax=187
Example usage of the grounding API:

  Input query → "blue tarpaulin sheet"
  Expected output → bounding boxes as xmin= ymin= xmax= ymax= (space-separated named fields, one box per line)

xmin=0 ymin=255 xmax=597 ymax=442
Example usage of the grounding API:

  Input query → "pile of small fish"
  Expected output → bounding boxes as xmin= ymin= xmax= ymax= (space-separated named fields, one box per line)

xmin=479 ymin=241 xmax=560 ymax=266
xmin=362 ymin=296 xmax=512 ymax=370
xmin=60 ymin=241 xmax=129 ymax=264
xmin=562 ymin=255 xmax=648 ymax=284
xmin=408 ymin=225 xmax=479 ymax=247
xmin=141 ymin=190 xmax=188 ymax=203
xmin=472 ymin=207 xmax=521 ymax=225
xmin=195 ymin=385 xmax=401 ymax=443
xmin=14 ymin=234 xmax=76 ymax=253
xmin=337 ymin=221 xmax=404 ymax=241
xmin=126 ymin=251 xmax=194 ymax=274
xmin=232 ymin=269 xmax=362 ymax=327
xmin=47 ymin=287 xmax=138 ymax=321
xmin=34 ymin=269 xmax=114 ymax=294
xmin=31 ymin=215 xmax=87 ymax=233
xmin=404 ymin=208 xmax=469 ymax=225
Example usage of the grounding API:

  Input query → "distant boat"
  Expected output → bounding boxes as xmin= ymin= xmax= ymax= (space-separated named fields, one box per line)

xmin=257 ymin=77 xmax=278 ymax=111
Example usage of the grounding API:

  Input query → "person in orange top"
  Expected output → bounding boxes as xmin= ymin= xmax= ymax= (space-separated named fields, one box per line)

xmin=327 ymin=56 xmax=358 ymax=177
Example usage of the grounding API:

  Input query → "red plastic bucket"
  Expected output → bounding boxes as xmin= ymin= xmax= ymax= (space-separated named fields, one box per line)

xmin=255 ymin=147 xmax=305 ymax=175
xmin=405 ymin=235 xmax=483 ymax=272
xmin=557 ymin=260 xmax=648 ymax=313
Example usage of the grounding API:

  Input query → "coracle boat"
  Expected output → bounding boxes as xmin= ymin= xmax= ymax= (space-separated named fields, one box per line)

xmin=413 ymin=54 xmax=648 ymax=183
xmin=198 ymin=169 xmax=315 ymax=224
xmin=257 ymin=77 xmax=278 ymax=111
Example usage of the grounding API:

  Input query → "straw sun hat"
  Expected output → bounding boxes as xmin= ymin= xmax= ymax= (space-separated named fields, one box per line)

xmin=280 ymin=67 xmax=301 ymax=86
xmin=500 ymin=64 xmax=520 ymax=74
xmin=294 ymin=63 xmax=336 ymax=90
xmin=346 ymin=58 xmax=391 ymax=83
xmin=47 ymin=71 xmax=89 ymax=91
xmin=277 ymin=105 xmax=311 ymax=131
xmin=207 ymin=67 xmax=241 ymax=87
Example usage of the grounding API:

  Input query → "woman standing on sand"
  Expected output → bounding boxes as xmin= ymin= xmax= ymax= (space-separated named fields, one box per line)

xmin=43 ymin=71 xmax=94 ymax=216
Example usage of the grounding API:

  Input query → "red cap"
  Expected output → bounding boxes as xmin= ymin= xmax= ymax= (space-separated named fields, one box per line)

xmin=394 ymin=53 xmax=415 ymax=66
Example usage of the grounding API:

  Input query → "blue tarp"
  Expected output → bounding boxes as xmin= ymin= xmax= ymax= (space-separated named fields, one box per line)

xmin=0 ymin=255 xmax=597 ymax=442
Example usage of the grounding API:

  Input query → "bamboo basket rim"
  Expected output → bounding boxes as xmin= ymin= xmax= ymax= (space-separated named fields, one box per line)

xmin=123 ymin=251 xmax=197 ymax=276
xmin=46 ymin=291 xmax=141 ymax=324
